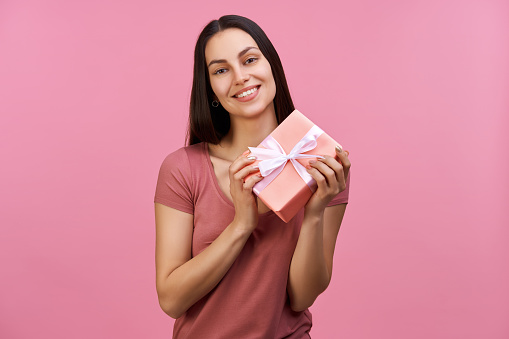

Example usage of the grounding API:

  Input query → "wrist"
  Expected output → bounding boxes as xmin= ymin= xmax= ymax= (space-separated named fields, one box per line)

xmin=230 ymin=218 xmax=255 ymax=238
xmin=302 ymin=208 xmax=324 ymax=225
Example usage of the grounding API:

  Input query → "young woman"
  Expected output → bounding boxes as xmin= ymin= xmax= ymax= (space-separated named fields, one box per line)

xmin=154 ymin=15 xmax=351 ymax=338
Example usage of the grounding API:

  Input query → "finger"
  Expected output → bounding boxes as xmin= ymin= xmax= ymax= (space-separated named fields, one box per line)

xmin=306 ymin=166 xmax=328 ymax=192
xmin=316 ymin=155 xmax=344 ymax=183
xmin=233 ymin=165 xmax=261 ymax=183
xmin=234 ymin=149 xmax=254 ymax=163
xmin=229 ymin=155 xmax=257 ymax=177
xmin=243 ymin=173 xmax=264 ymax=190
xmin=335 ymin=145 xmax=351 ymax=180
xmin=308 ymin=159 xmax=336 ymax=187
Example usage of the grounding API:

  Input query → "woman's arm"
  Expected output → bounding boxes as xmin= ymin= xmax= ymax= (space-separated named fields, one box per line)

xmin=155 ymin=204 xmax=252 ymax=319
xmin=287 ymin=204 xmax=347 ymax=312
xmin=287 ymin=146 xmax=351 ymax=312
xmin=155 ymin=153 xmax=263 ymax=319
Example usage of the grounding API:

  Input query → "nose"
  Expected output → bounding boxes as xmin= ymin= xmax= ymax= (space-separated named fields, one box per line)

xmin=233 ymin=67 xmax=249 ymax=85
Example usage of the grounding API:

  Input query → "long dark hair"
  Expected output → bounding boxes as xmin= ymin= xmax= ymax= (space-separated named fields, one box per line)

xmin=186 ymin=15 xmax=295 ymax=146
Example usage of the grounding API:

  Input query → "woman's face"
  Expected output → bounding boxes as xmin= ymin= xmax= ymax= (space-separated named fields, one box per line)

xmin=205 ymin=28 xmax=276 ymax=120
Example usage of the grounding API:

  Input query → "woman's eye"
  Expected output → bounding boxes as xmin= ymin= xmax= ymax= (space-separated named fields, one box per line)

xmin=213 ymin=68 xmax=227 ymax=75
xmin=245 ymin=57 xmax=258 ymax=64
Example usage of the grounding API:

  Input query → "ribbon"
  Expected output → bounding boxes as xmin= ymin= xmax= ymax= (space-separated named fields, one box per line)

xmin=248 ymin=125 xmax=325 ymax=195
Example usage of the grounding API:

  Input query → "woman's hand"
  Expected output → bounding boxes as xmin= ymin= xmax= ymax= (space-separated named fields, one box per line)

xmin=229 ymin=152 xmax=264 ymax=233
xmin=304 ymin=146 xmax=351 ymax=218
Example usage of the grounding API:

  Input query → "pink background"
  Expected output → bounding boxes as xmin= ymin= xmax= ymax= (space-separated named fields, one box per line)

xmin=1 ymin=0 xmax=508 ymax=338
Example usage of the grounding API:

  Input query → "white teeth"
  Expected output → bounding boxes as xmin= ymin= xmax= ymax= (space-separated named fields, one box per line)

xmin=236 ymin=86 xmax=258 ymax=98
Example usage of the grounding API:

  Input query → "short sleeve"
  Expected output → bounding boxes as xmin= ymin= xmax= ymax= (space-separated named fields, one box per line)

xmin=327 ymin=169 xmax=351 ymax=206
xmin=154 ymin=147 xmax=194 ymax=214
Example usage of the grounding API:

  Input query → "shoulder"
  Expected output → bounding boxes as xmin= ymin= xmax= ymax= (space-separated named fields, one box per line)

xmin=155 ymin=144 xmax=206 ymax=213
xmin=155 ymin=144 xmax=207 ymax=205
xmin=162 ymin=142 xmax=204 ymax=161
xmin=157 ymin=143 xmax=208 ymax=189
xmin=159 ymin=143 xmax=205 ymax=170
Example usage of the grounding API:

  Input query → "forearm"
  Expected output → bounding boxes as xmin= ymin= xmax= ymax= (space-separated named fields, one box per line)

xmin=158 ymin=221 xmax=251 ymax=318
xmin=287 ymin=212 xmax=330 ymax=312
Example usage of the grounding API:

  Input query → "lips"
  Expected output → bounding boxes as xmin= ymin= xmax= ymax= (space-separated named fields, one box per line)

xmin=232 ymin=85 xmax=260 ymax=98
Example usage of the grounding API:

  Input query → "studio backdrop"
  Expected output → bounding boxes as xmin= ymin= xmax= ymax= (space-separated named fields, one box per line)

xmin=0 ymin=0 xmax=508 ymax=338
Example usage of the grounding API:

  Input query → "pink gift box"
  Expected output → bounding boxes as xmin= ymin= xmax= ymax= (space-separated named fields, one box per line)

xmin=247 ymin=110 xmax=342 ymax=223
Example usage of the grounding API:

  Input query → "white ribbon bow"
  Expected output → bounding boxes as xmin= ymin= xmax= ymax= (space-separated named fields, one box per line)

xmin=248 ymin=125 xmax=325 ymax=194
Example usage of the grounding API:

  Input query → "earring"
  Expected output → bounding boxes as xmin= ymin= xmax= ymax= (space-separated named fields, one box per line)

xmin=212 ymin=100 xmax=219 ymax=107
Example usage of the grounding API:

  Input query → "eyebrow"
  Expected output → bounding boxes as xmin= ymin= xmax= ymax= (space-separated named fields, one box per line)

xmin=207 ymin=46 xmax=260 ymax=68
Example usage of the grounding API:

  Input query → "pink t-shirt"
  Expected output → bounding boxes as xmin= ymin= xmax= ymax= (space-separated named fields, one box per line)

xmin=154 ymin=142 xmax=350 ymax=338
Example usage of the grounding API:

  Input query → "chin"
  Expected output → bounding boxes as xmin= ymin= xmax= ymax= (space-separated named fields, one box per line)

xmin=239 ymin=104 xmax=273 ymax=119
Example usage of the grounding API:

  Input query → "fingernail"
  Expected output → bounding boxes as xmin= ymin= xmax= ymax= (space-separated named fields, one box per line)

xmin=309 ymin=160 xmax=316 ymax=164
xmin=242 ymin=150 xmax=250 ymax=156
xmin=336 ymin=145 xmax=342 ymax=153
xmin=252 ymin=165 xmax=259 ymax=169
xmin=247 ymin=156 xmax=256 ymax=160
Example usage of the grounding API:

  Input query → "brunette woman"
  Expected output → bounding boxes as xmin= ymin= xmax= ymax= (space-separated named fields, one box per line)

xmin=154 ymin=15 xmax=351 ymax=338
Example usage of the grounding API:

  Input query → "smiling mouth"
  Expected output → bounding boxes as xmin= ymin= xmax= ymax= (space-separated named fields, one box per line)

xmin=233 ymin=86 xmax=260 ymax=98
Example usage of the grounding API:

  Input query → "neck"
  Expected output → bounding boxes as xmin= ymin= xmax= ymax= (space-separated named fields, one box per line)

xmin=218 ymin=105 xmax=278 ymax=160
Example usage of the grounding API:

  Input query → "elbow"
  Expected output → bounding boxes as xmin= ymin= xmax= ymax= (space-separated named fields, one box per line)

xmin=158 ymin=298 xmax=185 ymax=319
xmin=288 ymin=292 xmax=317 ymax=313
xmin=157 ymin=293 xmax=186 ymax=319
xmin=156 ymin=279 xmax=188 ymax=319
xmin=290 ymin=300 xmax=314 ymax=313
xmin=289 ymin=280 xmax=331 ymax=313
